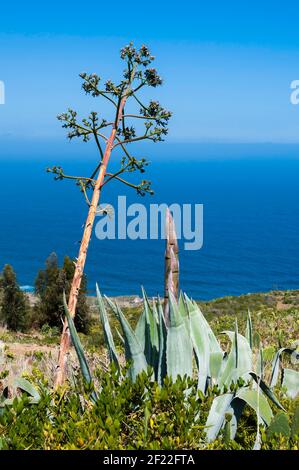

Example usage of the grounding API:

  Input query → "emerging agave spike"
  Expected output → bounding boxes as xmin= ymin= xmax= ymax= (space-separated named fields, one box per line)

xmin=164 ymin=208 xmax=179 ymax=326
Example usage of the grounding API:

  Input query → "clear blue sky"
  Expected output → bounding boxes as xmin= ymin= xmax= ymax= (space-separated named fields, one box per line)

xmin=1 ymin=0 xmax=299 ymax=157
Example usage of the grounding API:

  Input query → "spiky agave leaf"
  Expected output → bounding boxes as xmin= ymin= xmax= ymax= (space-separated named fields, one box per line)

xmin=96 ymin=284 xmax=120 ymax=372
xmin=142 ymin=287 xmax=159 ymax=377
xmin=166 ymin=291 xmax=193 ymax=381
xmin=106 ymin=296 xmax=148 ymax=382
xmin=235 ymin=388 xmax=273 ymax=426
xmin=157 ymin=296 xmax=167 ymax=385
xmin=227 ymin=398 xmax=245 ymax=440
xmin=218 ymin=327 xmax=252 ymax=389
xmin=245 ymin=310 xmax=253 ymax=349
xmin=14 ymin=377 xmax=40 ymax=404
xmin=282 ymin=368 xmax=299 ymax=399
xmin=178 ymin=291 xmax=190 ymax=330
xmin=185 ymin=297 xmax=210 ymax=393
xmin=256 ymin=348 xmax=264 ymax=379
xmin=178 ymin=291 xmax=187 ymax=315
xmin=63 ymin=293 xmax=94 ymax=390
xmin=250 ymin=372 xmax=285 ymax=410
xmin=185 ymin=295 xmax=222 ymax=355
xmin=152 ymin=298 xmax=159 ymax=324
xmin=270 ymin=347 xmax=295 ymax=388
xmin=104 ymin=295 xmax=119 ymax=317
xmin=115 ymin=326 xmax=125 ymax=345
xmin=135 ymin=309 xmax=146 ymax=351
xmin=209 ymin=352 xmax=224 ymax=382
xmin=205 ymin=393 xmax=235 ymax=442
xmin=205 ymin=385 xmax=272 ymax=443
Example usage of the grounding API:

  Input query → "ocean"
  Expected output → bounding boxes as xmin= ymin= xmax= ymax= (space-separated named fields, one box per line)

xmin=1 ymin=153 xmax=299 ymax=300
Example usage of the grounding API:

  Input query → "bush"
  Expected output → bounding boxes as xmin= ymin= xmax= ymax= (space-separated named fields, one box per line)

xmin=34 ymin=253 xmax=91 ymax=333
xmin=0 ymin=368 xmax=298 ymax=450
xmin=0 ymin=264 xmax=30 ymax=332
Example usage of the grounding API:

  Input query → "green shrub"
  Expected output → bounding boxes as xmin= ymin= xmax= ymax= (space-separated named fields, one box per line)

xmin=34 ymin=253 xmax=91 ymax=333
xmin=0 ymin=368 xmax=298 ymax=450
xmin=0 ymin=264 xmax=30 ymax=332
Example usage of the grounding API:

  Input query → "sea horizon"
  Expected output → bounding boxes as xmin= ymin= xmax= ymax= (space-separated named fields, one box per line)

xmin=1 ymin=152 xmax=299 ymax=301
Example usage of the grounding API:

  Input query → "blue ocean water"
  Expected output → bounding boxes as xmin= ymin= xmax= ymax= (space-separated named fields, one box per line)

xmin=1 ymin=156 xmax=299 ymax=300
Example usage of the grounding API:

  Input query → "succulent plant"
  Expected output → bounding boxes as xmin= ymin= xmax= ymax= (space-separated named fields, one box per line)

xmin=65 ymin=285 xmax=299 ymax=442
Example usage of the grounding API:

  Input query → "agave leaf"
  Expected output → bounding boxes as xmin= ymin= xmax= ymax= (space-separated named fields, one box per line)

xmin=185 ymin=295 xmax=222 ymax=354
xmin=104 ymin=295 xmax=119 ymax=317
xmin=142 ymin=287 xmax=159 ymax=375
xmin=253 ymin=431 xmax=262 ymax=450
xmin=245 ymin=310 xmax=253 ymax=349
xmin=270 ymin=347 xmax=294 ymax=388
xmin=152 ymin=299 xmax=159 ymax=324
xmin=186 ymin=298 xmax=210 ymax=393
xmin=157 ymin=297 xmax=167 ymax=385
xmin=178 ymin=291 xmax=190 ymax=334
xmin=205 ymin=393 xmax=235 ymax=442
xmin=109 ymin=299 xmax=148 ymax=382
xmin=96 ymin=284 xmax=120 ymax=371
xmin=249 ymin=372 xmax=285 ymax=411
xmin=14 ymin=377 xmax=40 ymax=403
xmin=282 ymin=368 xmax=299 ymax=399
xmin=236 ymin=388 xmax=273 ymax=426
xmin=218 ymin=329 xmax=252 ymax=389
xmin=115 ymin=326 xmax=125 ymax=345
xmin=0 ymin=341 xmax=4 ymax=366
xmin=266 ymin=412 xmax=291 ymax=439
xmin=166 ymin=292 xmax=193 ymax=380
xmin=63 ymin=293 xmax=93 ymax=387
xmin=256 ymin=348 xmax=264 ymax=379
xmin=229 ymin=397 xmax=246 ymax=440
xmin=178 ymin=291 xmax=187 ymax=317
xmin=135 ymin=310 xmax=146 ymax=351
xmin=210 ymin=352 xmax=224 ymax=382
xmin=0 ymin=398 xmax=14 ymax=407
xmin=291 ymin=404 xmax=299 ymax=438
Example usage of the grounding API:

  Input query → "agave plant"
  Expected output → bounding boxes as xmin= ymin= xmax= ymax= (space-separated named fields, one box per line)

xmin=0 ymin=341 xmax=41 ymax=411
xmin=269 ymin=343 xmax=299 ymax=399
xmin=65 ymin=285 xmax=299 ymax=442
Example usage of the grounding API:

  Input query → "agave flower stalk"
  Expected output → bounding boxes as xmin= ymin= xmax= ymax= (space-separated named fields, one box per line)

xmin=52 ymin=43 xmax=172 ymax=387
xmin=164 ymin=208 xmax=179 ymax=326
xmin=54 ymin=84 xmax=131 ymax=388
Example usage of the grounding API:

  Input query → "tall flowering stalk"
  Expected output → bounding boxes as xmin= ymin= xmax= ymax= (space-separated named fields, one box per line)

xmin=164 ymin=208 xmax=179 ymax=326
xmin=50 ymin=43 xmax=171 ymax=387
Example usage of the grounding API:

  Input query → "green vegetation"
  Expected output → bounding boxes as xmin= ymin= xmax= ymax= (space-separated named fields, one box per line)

xmin=0 ymin=254 xmax=91 ymax=334
xmin=0 ymin=41 xmax=297 ymax=451
xmin=0 ymin=265 xmax=30 ymax=332
xmin=0 ymin=368 xmax=298 ymax=450
xmin=34 ymin=253 xmax=91 ymax=333
xmin=0 ymin=258 xmax=298 ymax=450
xmin=0 ymin=287 xmax=298 ymax=450
xmin=63 ymin=287 xmax=299 ymax=445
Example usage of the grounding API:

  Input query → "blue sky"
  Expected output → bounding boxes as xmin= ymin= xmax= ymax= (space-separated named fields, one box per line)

xmin=1 ymin=1 xmax=299 ymax=157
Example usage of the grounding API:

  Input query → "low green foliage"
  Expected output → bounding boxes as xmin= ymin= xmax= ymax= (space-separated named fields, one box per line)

xmin=0 ymin=368 xmax=298 ymax=450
